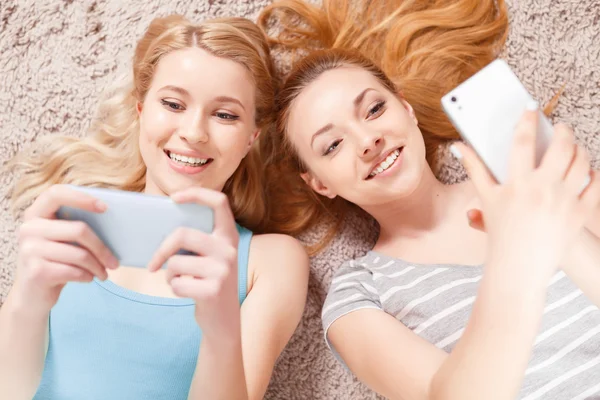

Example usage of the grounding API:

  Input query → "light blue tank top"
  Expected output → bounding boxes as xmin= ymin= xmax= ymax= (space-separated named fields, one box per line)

xmin=33 ymin=224 xmax=253 ymax=400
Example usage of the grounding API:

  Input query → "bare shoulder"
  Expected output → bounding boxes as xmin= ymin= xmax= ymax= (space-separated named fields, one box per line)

xmin=246 ymin=233 xmax=309 ymax=291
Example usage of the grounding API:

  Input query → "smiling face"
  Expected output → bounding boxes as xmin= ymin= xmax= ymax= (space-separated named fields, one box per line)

xmin=285 ymin=66 xmax=429 ymax=210
xmin=137 ymin=47 xmax=259 ymax=196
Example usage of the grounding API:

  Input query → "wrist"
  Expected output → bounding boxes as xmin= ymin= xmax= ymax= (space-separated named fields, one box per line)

xmin=3 ymin=291 xmax=51 ymax=327
xmin=201 ymin=318 xmax=242 ymax=346
xmin=198 ymin=325 xmax=243 ymax=366
xmin=486 ymin=245 xmax=560 ymax=284
xmin=8 ymin=281 xmax=55 ymax=319
xmin=483 ymin=257 xmax=551 ymax=300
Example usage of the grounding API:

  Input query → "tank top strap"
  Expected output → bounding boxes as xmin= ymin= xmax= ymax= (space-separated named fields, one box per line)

xmin=235 ymin=224 xmax=253 ymax=304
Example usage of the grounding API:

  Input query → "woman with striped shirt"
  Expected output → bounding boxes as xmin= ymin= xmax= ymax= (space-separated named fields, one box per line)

xmin=258 ymin=0 xmax=600 ymax=398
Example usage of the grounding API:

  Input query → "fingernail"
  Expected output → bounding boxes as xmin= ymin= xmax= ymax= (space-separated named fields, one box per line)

xmin=580 ymin=174 xmax=592 ymax=194
xmin=526 ymin=100 xmax=539 ymax=111
xmin=95 ymin=200 xmax=107 ymax=212
xmin=450 ymin=144 xmax=462 ymax=159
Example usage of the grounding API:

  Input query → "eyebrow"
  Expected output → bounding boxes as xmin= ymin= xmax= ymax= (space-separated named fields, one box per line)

xmin=214 ymin=96 xmax=246 ymax=111
xmin=354 ymin=88 xmax=375 ymax=108
xmin=157 ymin=86 xmax=246 ymax=111
xmin=310 ymin=87 xmax=376 ymax=148
xmin=310 ymin=123 xmax=334 ymax=147
xmin=158 ymin=85 xmax=191 ymax=97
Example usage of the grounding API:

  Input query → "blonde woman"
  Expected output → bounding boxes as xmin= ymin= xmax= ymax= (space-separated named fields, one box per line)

xmin=0 ymin=15 xmax=308 ymax=400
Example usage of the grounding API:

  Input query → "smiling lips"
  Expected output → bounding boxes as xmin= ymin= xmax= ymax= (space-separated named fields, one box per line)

xmin=164 ymin=149 xmax=213 ymax=175
xmin=368 ymin=147 xmax=402 ymax=178
xmin=167 ymin=151 xmax=210 ymax=167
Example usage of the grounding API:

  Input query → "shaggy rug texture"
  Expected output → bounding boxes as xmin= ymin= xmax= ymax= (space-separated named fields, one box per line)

xmin=1 ymin=0 xmax=598 ymax=398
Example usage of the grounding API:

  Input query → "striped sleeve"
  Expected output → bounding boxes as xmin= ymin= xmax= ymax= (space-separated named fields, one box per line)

xmin=322 ymin=260 xmax=382 ymax=363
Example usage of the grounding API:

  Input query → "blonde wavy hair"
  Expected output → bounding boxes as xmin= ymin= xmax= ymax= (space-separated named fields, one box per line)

xmin=257 ymin=0 xmax=560 ymax=253
xmin=7 ymin=14 xmax=277 ymax=232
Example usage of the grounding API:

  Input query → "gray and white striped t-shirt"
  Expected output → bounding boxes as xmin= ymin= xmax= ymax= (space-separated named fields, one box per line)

xmin=322 ymin=251 xmax=600 ymax=399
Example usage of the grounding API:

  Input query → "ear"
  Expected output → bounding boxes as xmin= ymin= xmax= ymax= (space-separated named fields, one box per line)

xmin=300 ymin=171 xmax=337 ymax=199
xmin=399 ymin=97 xmax=418 ymax=125
xmin=245 ymin=128 xmax=261 ymax=155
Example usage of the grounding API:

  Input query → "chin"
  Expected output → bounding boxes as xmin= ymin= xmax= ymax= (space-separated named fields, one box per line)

xmin=370 ymin=179 xmax=421 ymax=205
xmin=145 ymin=174 xmax=187 ymax=197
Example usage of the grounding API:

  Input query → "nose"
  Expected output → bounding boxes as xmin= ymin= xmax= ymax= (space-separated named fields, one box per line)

xmin=179 ymin=111 xmax=209 ymax=144
xmin=358 ymin=130 xmax=383 ymax=159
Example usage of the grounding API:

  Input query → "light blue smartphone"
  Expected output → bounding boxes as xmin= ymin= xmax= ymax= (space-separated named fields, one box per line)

xmin=55 ymin=185 xmax=214 ymax=268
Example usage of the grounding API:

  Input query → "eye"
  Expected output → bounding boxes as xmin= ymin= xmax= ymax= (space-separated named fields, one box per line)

xmin=160 ymin=99 xmax=184 ymax=111
xmin=215 ymin=112 xmax=240 ymax=121
xmin=323 ymin=139 xmax=342 ymax=156
xmin=367 ymin=100 xmax=386 ymax=119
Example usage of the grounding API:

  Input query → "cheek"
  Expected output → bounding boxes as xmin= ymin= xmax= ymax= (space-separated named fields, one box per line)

xmin=410 ymin=126 xmax=427 ymax=158
xmin=140 ymin=105 xmax=176 ymax=144
xmin=315 ymin=157 xmax=355 ymax=190
xmin=212 ymin=123 xmax=249 ymax=150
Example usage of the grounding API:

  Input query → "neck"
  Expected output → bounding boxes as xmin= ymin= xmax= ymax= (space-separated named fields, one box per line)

xmin=143 ymin=178 xmax=226 ymax=197
xmin=144 ymin=180 xmax=166 ymax=196
xmin=364 ymin=166 xmax=470 ymax=243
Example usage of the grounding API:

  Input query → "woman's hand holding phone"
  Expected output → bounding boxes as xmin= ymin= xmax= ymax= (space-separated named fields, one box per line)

xmin=12 ymin=185 xmax=119 ymax=316
xmin=453 ymin=102 xmax=600 ymax=282
xmin=147 ymin=187 xmax=241 ymax=337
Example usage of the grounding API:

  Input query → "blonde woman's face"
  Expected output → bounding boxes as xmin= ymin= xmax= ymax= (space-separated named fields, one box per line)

xmin=286 ymin=67 xmax=428 ymax=210
xmin=137 ymin=47 xmax=259 ymax=196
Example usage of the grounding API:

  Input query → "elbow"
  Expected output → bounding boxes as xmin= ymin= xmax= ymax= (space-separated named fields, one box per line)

xmin=428 ymin=370 xmax=444 ymax=400
xmin=428 ymin=367 xmax=467 ymax=400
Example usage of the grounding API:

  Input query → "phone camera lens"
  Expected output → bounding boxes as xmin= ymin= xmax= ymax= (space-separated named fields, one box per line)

xmin=451 ymin=96 xmax=457 ymax=103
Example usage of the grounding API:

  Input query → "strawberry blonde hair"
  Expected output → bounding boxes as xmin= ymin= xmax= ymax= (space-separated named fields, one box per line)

xmin=257 ymin=0 xmax=511 ymax=252
xmin=7 ymin=15 xmax=276 ymax=232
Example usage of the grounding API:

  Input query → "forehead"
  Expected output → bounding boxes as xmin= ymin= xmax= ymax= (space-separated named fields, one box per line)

xmin=151 ymin=47 xmax=255 ymax=103
xmin=288 ymin=67 xmax=387 ymax=133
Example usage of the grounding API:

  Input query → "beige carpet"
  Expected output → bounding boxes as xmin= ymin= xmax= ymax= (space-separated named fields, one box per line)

xmin=1 ymin=0 xmax=599 ymax=398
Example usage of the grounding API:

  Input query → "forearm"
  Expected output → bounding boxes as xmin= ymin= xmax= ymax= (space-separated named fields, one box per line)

xmin=0 ymin=289 xmax=50 ymax=400
xmin=561 ymin=228 xmax=600 ymax=308
xmin=188 ymin=325 xmax=248 ymax=400
xmin=431 ymin=259 xmax=549 ymax=400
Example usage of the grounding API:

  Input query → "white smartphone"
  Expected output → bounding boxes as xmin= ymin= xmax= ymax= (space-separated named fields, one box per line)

xmin=441 ymin=59 xmax=555 ymax=183
xmin=56 ymin=185 xmax=214 ymax=269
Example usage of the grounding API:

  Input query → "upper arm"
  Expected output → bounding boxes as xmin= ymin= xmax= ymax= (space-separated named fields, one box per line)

xmin=239 ymin=234 xmax=309 ymax=400
xmin=322 ymin=263 xmax=447 ymax=400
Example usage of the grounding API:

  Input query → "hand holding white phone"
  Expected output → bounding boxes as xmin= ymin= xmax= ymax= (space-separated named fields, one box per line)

xmin=441 ymin=58 xmax=590 ymax=192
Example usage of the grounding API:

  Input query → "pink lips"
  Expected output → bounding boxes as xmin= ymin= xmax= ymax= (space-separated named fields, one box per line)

xmin=366 ymin=147 xmax=404 ymax=180
xmin=165 ymin=150 xmax=213 ymax=176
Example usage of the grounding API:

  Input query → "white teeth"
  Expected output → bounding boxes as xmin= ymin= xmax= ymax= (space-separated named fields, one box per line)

xmin=369 ymin=149 xmax=401 ymax=178
xmin=168 ymin=152 xmax=209 ymax=166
